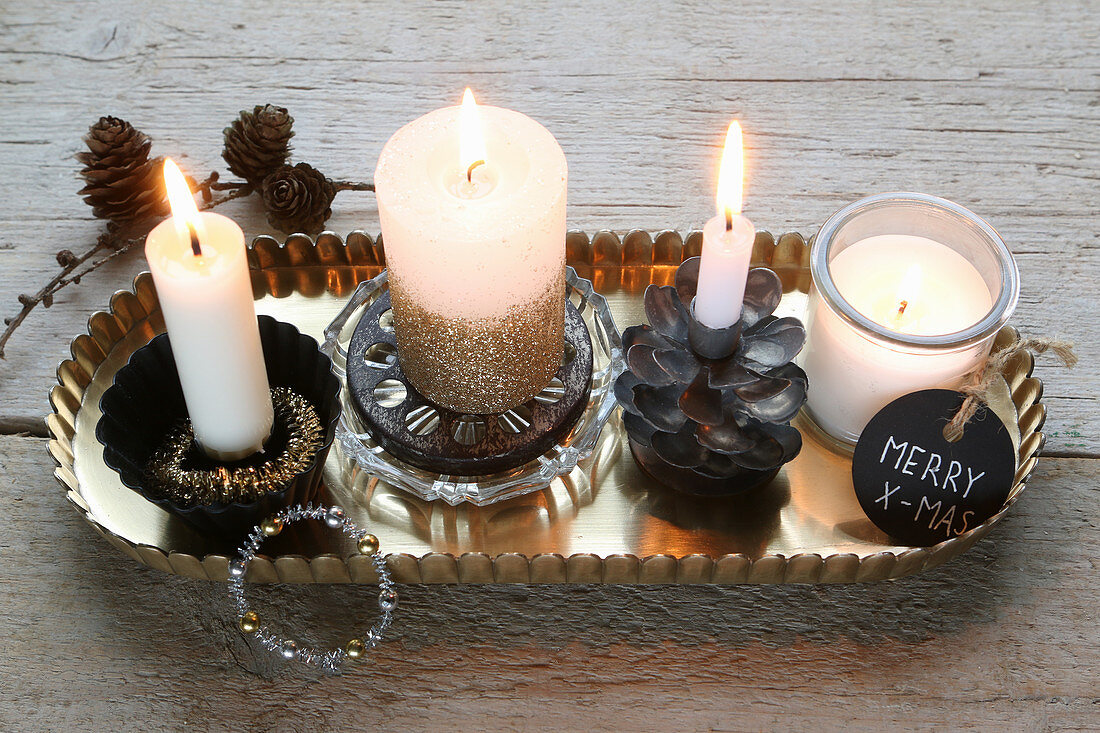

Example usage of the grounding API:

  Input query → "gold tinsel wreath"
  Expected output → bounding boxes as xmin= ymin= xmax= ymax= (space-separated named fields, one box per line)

xmin=143 ymin=387 xmax=324 ymax=507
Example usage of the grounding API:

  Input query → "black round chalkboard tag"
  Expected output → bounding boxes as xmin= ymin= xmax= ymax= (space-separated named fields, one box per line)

xmin=851 ymin=389 xmax=1016 ymax=547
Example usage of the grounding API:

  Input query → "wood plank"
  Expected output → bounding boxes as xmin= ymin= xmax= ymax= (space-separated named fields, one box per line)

xmin=3 ymin=435 xmax=1098 ymax=729
xmin=2 ymin=1 xmax=1098 ymax=726
xmin=0 ymin=0 xmax=1096 ymax=454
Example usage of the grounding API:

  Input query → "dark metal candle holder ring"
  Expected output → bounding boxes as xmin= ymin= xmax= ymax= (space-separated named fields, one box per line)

xmin=346 ymin=291 xmax=594 ymax=476
xmin=615 ymin=256 xmax=808 ymax=496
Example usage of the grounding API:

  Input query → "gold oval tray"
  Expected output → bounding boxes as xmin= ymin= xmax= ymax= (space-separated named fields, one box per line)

xmin=48 ymin=231 xmax=1046 ymax=584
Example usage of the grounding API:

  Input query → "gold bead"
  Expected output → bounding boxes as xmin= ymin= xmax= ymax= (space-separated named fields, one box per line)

xmin=238 ymin=611 xmax=260 ymax=634
xmin=357 ymin=534 xmax=380 ymax=555
xmin=346 ymin=638 xmax=366 ymax=659
xmin=261 ymin=517 xmax=283 ymax=537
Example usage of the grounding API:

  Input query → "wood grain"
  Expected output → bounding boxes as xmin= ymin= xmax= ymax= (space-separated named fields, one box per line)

xmin=3 ymin=435 xmax=1098 ymax=729
xmin=2 ymin=1 xmax=1099 ymax=729
xmin=0 ymin=0 xmax=1096 ymax=453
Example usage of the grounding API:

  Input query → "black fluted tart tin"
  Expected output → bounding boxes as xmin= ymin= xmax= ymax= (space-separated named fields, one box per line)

xmin=95 ymin=315 xmax=341 ymax=535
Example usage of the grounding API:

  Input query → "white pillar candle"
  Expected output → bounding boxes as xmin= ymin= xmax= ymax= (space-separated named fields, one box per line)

xmin=802 ymin=234 xmax=994 ymax=443
xmin=374 ymin=89 xmax=567 ymax=414
xmin=145 ymin=160 xmax=273 ymax=461
xmin=694 ymin=121 xmax=755 ymax=329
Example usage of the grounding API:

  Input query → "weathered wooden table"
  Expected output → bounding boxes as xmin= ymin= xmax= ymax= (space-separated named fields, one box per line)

xmin=2 ymin=2 xmax=1097 ymax=729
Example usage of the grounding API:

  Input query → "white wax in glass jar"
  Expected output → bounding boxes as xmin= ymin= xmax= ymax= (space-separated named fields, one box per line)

xmin=801 ymin=234 xmax=993 ymax=443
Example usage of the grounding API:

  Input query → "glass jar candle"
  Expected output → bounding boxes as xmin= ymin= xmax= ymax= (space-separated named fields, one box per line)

xmin=800 ymin=192 xmax=1019 ymax=445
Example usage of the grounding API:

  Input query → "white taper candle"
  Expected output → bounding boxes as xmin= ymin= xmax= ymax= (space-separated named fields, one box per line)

xmin=145 ymin=160 xmax=273 ymax=461
xmin=693 ymin=121 xmax=755 ymax=329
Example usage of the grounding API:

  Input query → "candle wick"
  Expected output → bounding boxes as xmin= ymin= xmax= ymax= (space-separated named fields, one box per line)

xmin=466 ymin=159 xmax=485 ymax=183
xmin=724 ymin=208 xmax=733 ymax=232
xmin=897 ymin=299 xmax=909 ymax=317
xmin=187 ymin=222 xmax=202 ymax=257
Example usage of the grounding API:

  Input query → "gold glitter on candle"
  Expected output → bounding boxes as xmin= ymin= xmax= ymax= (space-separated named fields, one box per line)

xmin=390 ymin=271 xmax=565 ymax=414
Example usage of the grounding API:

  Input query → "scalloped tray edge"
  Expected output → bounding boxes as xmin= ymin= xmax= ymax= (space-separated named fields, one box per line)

xmin=49 ymin=229 xmax=1047 ymax=584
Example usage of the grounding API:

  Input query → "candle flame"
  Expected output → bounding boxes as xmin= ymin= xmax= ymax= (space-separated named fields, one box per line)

xmin=716 ymin=120 xmax=744 ymax=221
xmin=459 ymin=88 xmax=487 ymax=179
xmin=896 ymin=264 xmax=922 ymax=317
xmin=162 ymin=158 xmax=205 ymax=249
xmin=163 ymin=158 xmax=200 ymax=224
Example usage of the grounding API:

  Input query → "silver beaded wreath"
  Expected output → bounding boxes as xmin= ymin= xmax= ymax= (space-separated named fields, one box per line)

xmin=227 ymin=503 xmax=397 ymax=673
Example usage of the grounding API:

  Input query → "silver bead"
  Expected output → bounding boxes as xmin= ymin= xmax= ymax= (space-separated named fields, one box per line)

xmin=228 ymin=559 xmax=246 ymax=578
xmin=324 ymin=506 xmax=346 ymax=528
xmin=379 ymin=589 xmax=398 ymax=612
xmin=280 ymin=640 xmax=297 ymax=660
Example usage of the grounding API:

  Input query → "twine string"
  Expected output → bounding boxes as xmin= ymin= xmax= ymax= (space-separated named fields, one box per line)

xmin=943 ymin=337 xmax=1077 ymax=442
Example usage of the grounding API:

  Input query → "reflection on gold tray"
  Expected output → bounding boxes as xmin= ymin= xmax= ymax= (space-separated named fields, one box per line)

xmin=48 ymin=231 xmax=1047 ymax=584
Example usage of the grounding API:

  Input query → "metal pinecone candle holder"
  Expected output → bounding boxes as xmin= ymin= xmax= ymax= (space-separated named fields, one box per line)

xmin=616 ymin=257 xmax=808 ymax=496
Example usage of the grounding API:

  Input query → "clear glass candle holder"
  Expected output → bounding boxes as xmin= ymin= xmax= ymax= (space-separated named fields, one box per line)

xmin=321 ymin=266 xmax=625 ymax=506
xmin=800 ymin=192 xmax=1019 ymax=446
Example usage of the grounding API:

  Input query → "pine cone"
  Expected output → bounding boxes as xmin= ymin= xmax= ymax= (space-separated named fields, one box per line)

xmin=261 ymin=163 xmax=336 ymax=234
xmin=616 ymin=257 xmax=807 ymax=494
xmin=222 ymin=105 xmax=294 ymax=186
xmin=77 ymin=116 xmax=169 ymax=225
